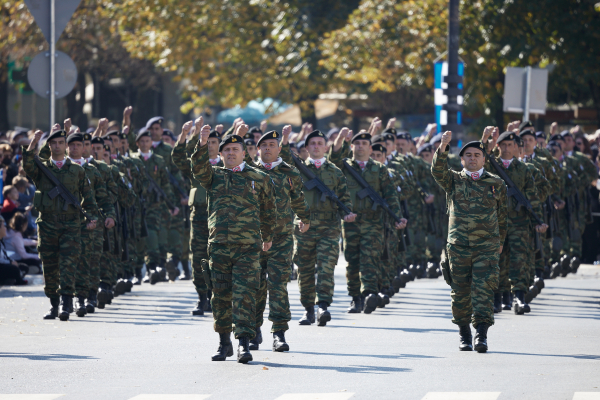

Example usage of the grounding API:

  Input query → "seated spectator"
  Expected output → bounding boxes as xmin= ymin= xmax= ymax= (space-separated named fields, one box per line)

xmin=1 ymin=185 xmax=19 ymax=221
xmin=0 ymin=215 xmax=28 ymax=285
xmin=5 ymin=211 xmax=40 ymax=272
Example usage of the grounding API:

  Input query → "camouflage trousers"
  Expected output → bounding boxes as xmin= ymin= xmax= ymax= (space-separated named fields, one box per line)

xmin=208 ymin=242 xmax=261 ymax=339
xmin=75 ymin=226 xmax=102 ymax=296
xmin=256 ymin=233 xmax=293 ymax=333
xmin=134 ymin=200 xmax=147 ymax=268
xmin=294 ymin=221 xmax=340 ymax=308
xmin=343 ymin=216 xmax=384 ymax=296
xmin=498 ymin=222 xmax=530 ymax=293
xmin=88 ymin=229 xmax=104 ymax=292
xmin=190 ymin=209 xmax=209 ymax=295
xmin=559 ymin=204 xmax=582 ymax=258
xmin=168 ymin=210 xmax=185 ymax=259
xmin=405 ymin=201 xmax=426 ymax=265
xmin=182 ymin=224 xmax=190 ymax=262
xmin=159 ymin=209 xmax=170 ymax=260
xmin=380 ymin=225 xmax=398 ymax=289
xmin=145 ymin=207 xmax=164 ymax=266
xmin=37 ymin=216 xmax=81 ymax=298
xmin=100 ymin=227 xmax=120 ymax=286
xmin=447 ymin=242 xmax=500 ymax=328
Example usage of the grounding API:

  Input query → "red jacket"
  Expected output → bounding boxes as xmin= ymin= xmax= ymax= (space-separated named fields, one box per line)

xmin=1 ymin=198 xmax=17 ymax=213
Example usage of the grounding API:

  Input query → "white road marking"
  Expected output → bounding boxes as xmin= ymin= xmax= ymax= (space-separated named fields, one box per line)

xmin=421 ymin=393 xmax=501 ymax=400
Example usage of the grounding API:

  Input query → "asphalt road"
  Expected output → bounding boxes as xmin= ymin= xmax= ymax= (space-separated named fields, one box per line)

xmin=1 ymin=261 xmax=599 ymax=400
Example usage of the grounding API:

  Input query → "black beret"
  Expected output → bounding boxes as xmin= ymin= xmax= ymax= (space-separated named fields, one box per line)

xmin=162 ymin=129 xmax=176 ymax=141
xmin=209 ymin=130 xmax=222 ymax=139
xmin=371 ymin=143 xmax=387 ymax=153
xmin=248 ymin=126 xmax=263 ymax=135
xmin=257 ymin=130 xmax=280 ymax=147
xmin=547 ymin=140 xmax=562 ymax=149
xmin=244 ymin=138 xmax=256 ymax=147
xmin=417 ymin=143 xmax=434 ymax=155
xmin=91 ymin=137 xmax=104 ymax=145
xmin=66 ymin=133 xmax=84 ymax=144
xmin=219 ymin=134 xmax=244 ymax=152
xmin=242 ymin=131 xmax=253 ymax=140
xmin=106 ymin=130 xmax=120 ymax=137
xmin=118 ymin=133 xmax=128 ymax=140
xmin=47 ymin=130 xmax=67 ymax=142
xmin=560 ymin=130 xmax=572 ymax=138
xmin=136 ymin=130 xmax=150 ymax=142
xmin=496 ymin=131 xmax=517 ymax=144
xmin=383 ymin=127 xmax=397 ymax=137
xmin=519 ymin=129 xmax=535 ymax=138
xmin=103 ymin=144 xmax=111 ymax=152
xmin=396 ymin=131 xmax=412 ymax=141
xmin=82 ymin=133 xmax=92 ymax=142
xmin=549 ymin=134 xmax=564 ymax=142
xmin=516 ymin=136 xmax=524 ymax=146
xmin=371 ymin=134 xmax=386 ymax=144
xmin=296 ymin=140 xmax=306 ymax=149
xmin=351 ymin=132 xmax=371 ymax=143
xmin=519 ymin=120 xmax=534 ymax=132
xmin=146 ymin=116 xmax=163 ymax=129
xmin=535 ymin=131 xmax=546 ymax=140
xmin=459 ymin=141 xmax=485 ymax=156
xmin=305 ymin=130 xmax=326 ymax=145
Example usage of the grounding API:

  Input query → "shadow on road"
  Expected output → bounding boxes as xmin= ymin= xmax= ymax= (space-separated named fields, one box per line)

xmin=492 ymin=351 xmax=600 ymax=360
xmin=0 ymin=352 xmax=97 ymax=361
xmin=293 ymin=351 xmax=442 ymax=360
xmin=254 ymin=361 xmax=411 ymax=374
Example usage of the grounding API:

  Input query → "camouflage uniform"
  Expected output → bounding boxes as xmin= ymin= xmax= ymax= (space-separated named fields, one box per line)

xmin=432 ymin=146 xmax=507 ymax=327
xmin=22 ymin=148 xmax=98 ymax=299
xmin=191 ymin=141 xmax=276 ymax=339
xmin=248 ymin=149 xmax=310 ymax=333
xmin=329 ymin=149 xmax=401 ymax=296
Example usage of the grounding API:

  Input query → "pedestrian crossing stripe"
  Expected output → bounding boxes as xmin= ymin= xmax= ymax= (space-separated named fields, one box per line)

xmin=573 ymin=394 xmax=600 ymax=400
xmin=128 ymin=396 xmax=211 ymax=400
xmin=0 ymin=396 xmax=64 ymax=400
xmin=421 ymin=393 xmax=501 ymax=400
xmin=275 ymin=395 xmax=355 ymax=400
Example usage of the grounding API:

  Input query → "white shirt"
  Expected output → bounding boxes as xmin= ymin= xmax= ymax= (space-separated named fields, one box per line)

xmin=464 ymin=168 xmax=484 ymax=179
xmin=228 ymin=161 xmax=246 ymax=172
xmin=152 ymin=141 xmax=161 ymax=148
xmin=500 ymin=158 xmax=513 ymax=168
xmin=260 ymin=157 xmax=283 ymax=170
xmin=209 ymin=155 xmax=221 ymax=165
xmin=139 ymin=151 xmax=152 ymax=160
xmin=68 ymin=157 xmax=85 ymax=166
xmin=51 ymin=158 xmax=66 ymax=167
xmin=307 ymin=157 xmax=326 ymax=166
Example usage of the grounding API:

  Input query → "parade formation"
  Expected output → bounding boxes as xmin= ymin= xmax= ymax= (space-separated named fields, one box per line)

xmin=18 ymin=106 xmax=598 ymax=363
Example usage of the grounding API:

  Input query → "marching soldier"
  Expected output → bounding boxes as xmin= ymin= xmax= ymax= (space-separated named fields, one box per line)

xmin=191 ymin=123 xmax=276 ymax=364
xmin=432 ymin=129 xmax=507 ymax=353
xmin=23 ymin=129 xmax=98 ymax=321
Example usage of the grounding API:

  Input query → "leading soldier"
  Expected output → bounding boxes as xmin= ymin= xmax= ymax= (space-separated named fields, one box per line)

xmin=432 ymin=129 xmax=507 ymax=353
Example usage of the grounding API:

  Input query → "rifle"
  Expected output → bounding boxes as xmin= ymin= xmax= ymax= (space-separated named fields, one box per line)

xmin=33 ymin=157 xmax=93 ymax=220
xmin=341 ymin=159 xmax=403 ymax=224
xmin=401 ymin=199 xmax=412 ymax=246
xmin=166 ymin=168 xmax=191 ymax=229
xmin=121 ymin=204 xmax=130 ymax=262
xmin=139 ymin=195 xmax=149 ymax=237
xmin=144 ymin=169 xmax=176 ymax=212
xmin=291 ymin=152 xmax=352 ymax=216
xmin=415 ymin=181 xmax=436 ymax=235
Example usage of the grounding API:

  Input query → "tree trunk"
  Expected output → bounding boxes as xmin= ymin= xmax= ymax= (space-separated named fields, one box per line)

xmin=0 ymin=67 xmax=9 ymax=131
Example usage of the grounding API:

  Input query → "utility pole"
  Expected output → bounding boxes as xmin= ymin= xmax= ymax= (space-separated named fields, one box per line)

xmin=49 ymin=0 xmax=56 ymax=127
xmin=443 ymin=0 xmax=463 ymax=144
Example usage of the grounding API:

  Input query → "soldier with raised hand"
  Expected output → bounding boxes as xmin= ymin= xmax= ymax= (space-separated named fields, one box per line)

xmin=247 ymin=124 xmax=310 ymax=350
xmin=23 ymin=129 xmax=98 ymax=321
xmin=330 ymin=129 xmax=406 ymax=315
xmin=282 ymin=129 xmax=354 ymax=325
xmin=191 ymin=123 xmax=276 ymax=364
xmin=484 ymin=128 xmax=547 ymax=315
xmin=432 ymin=129 xmax=507 ymax=353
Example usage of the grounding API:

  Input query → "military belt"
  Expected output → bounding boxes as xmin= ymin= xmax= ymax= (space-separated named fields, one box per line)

xmin=42 ymin=213 xmax=80 ymax=222
xmin=309 ymin=211 xmax=338 ymax=221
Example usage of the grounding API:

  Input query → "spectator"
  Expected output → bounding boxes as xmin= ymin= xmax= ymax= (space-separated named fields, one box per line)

xmin=0 ymin=143 xmax=19 ymax=188
xmin=1 ymin=185 xmax=19 ymax=221
xmin=4 ymin=212 xmax=40 ymax=274
xmin=12 ymin=176 xmax=34 ymax=209
xmin=0 ymin=215 xmax=28 ymax=285
xmin=575 ymin=136 xmax=592 ymax=157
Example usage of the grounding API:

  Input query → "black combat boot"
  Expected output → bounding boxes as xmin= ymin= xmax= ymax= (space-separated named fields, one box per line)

xmin=474 ymin=323 xmax=489 ymax=353
xmin=211 ymin=333 xmax=233 ymax=361
xmin=192 ymin=293 xmax=207 ymax=316
xmin=347 ymin=296 xmax=362 ymax=314
xmin=317 ymin=301 xmax=331 ymax=327
xmin=59 ymin=295 xmax=72 ymax=321
xmin=43 ymin=298 xmax=60 ymax=320
xmin=158 ymin=259 xmax=168 ymax=281
xmin=299 ymin=306 xmax=315 ymax=325
xmin=392 ymin=274 xmax=402 ymax=292
xmin=426 ymin=262 xmax=438 ymax=278
xmin=179 ymin=260 xmax=191 ymax=280
xmin=458 ymin=325 xmax=473 ymax=351
xmin=204 ymin=290 xmax=213 ymax=312
xmin=560 ymin=254 xmax=571 ymax=277
xmin=502 ymin=291 xmax=511 ymax=310
xmin=524 ymin=285 xmax=538 ymax=304
xmin=133 ymin=267 xmax=143 ymax=285
xmin=535 ymin=269 xmax=545 ymax=291
xmin=550 ymin=261 xmax=561 ymax=279
xmin=273 ymin=330 xmax=289 ymax=352
xmin=148 ymin=264 xmax=161 ymax=285
xmin=124 ymin=272 xmax=134 ymax=292
xmin=493 ymin=293 xmax=502 ymax=313
xmin=114 ymin=278 xmax=128 ymax=295
xmin=166 ymin=256 xmax=180 ymax=281
xmin=363 ymin=293 xmax=379 ymax=314
xmin=75 ymin=296 xmax=87 ymax=317
xmin=97 ymin=282 xmax=111 ymax=305
xmin=86 ymin=289 xmax=97 ymax=314
xmin=513 ymin=290 xmax=526 ymax=315
xmin=249 ymin=327 xmax=262 ymax=350
xmin=570 ymin=256 xmax=581 ymax=274
xmin=377 ymin=292 xmax=389 ymax=308
xmin=237 ymin=337 xmax=253 ymax=363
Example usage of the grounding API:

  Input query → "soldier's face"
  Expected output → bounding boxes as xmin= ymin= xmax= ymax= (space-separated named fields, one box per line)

xmin=461 ymin=148 xmax=485 ymax=172
xmin=137 ymin=136 xmax=152 ymax=153
xmin=91 ymin=144 xmax=103 ymax=158
xmin=258 ymin=139 xmax=280 ymax=163
xmin=102 ymin=150 xmax=111 ymax=164
xmin=149 ymin=123 xmax=163 ymax=141
xmin=396 ymin=138 xmax=409 ymax=155
xmin=371 ymin=150 xmax=386 ymax=164
xmin=253 ymin=132 xmax=262 ymax=143
xmin=122 ymin=139 xmax=129 ymax=152
xmin=298 ymin=147 xmax=309 ymax=160
xmin=498 ymin=140 xmax=517 ymax=160
xmin=246 ymin=145 xmax=257 ymax=160
xmin=207 ymin=138 xmax=220 ymax=158
xmin=110 ymin=135 xmax=120 ymax=150
xmin=385 ymin=139 xmax=395 ymax=154
xmin=536 ymin=137 xmax=547 ymax=148
xmin=82 ymin=141 xmax=92 ymax=158
xmin=522 ymin=135 xmax=536 ymax=154
xmin=104 ymin=139 xmax=114 ymax=153
xmin=48 ymin=138 xmax=66 ymax=158
xmin=162 ymin=135 xmax=174 ymax=147
xmin=549 ymin=145 xmax=563 ymax=160
xmin=563 ymin=136 xmax=575 ymax=151
xmin=220 ymin=143 xmax=245 ymax=168
xmin=576 ymin=138 xmax=584 ymax=150
xmin=352 ymin=139 xmax=372 ymax=161
xmin=306 ymin=137 xmax=327 ymax=160
xmin=67 ymin=141 xmax=84 ymax=159
xmin=420 ymin=151 xmax=433 ymax=164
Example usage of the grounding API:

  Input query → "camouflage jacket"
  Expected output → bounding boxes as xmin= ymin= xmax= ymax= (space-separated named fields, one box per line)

xmin=432 ymin=147 xmax=508 ymax=247
xmin=191 ymin=142 xmax=276 ymax=245
xmin=82 ymin=162 xmax=116 ymax=225
xmin=22 ymin=148 xmax=97 ymax=222
xmin=130 ymin=152 xmax=176 ymax=211
xmin=89 ymin=158 xmax=119 ymax=204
